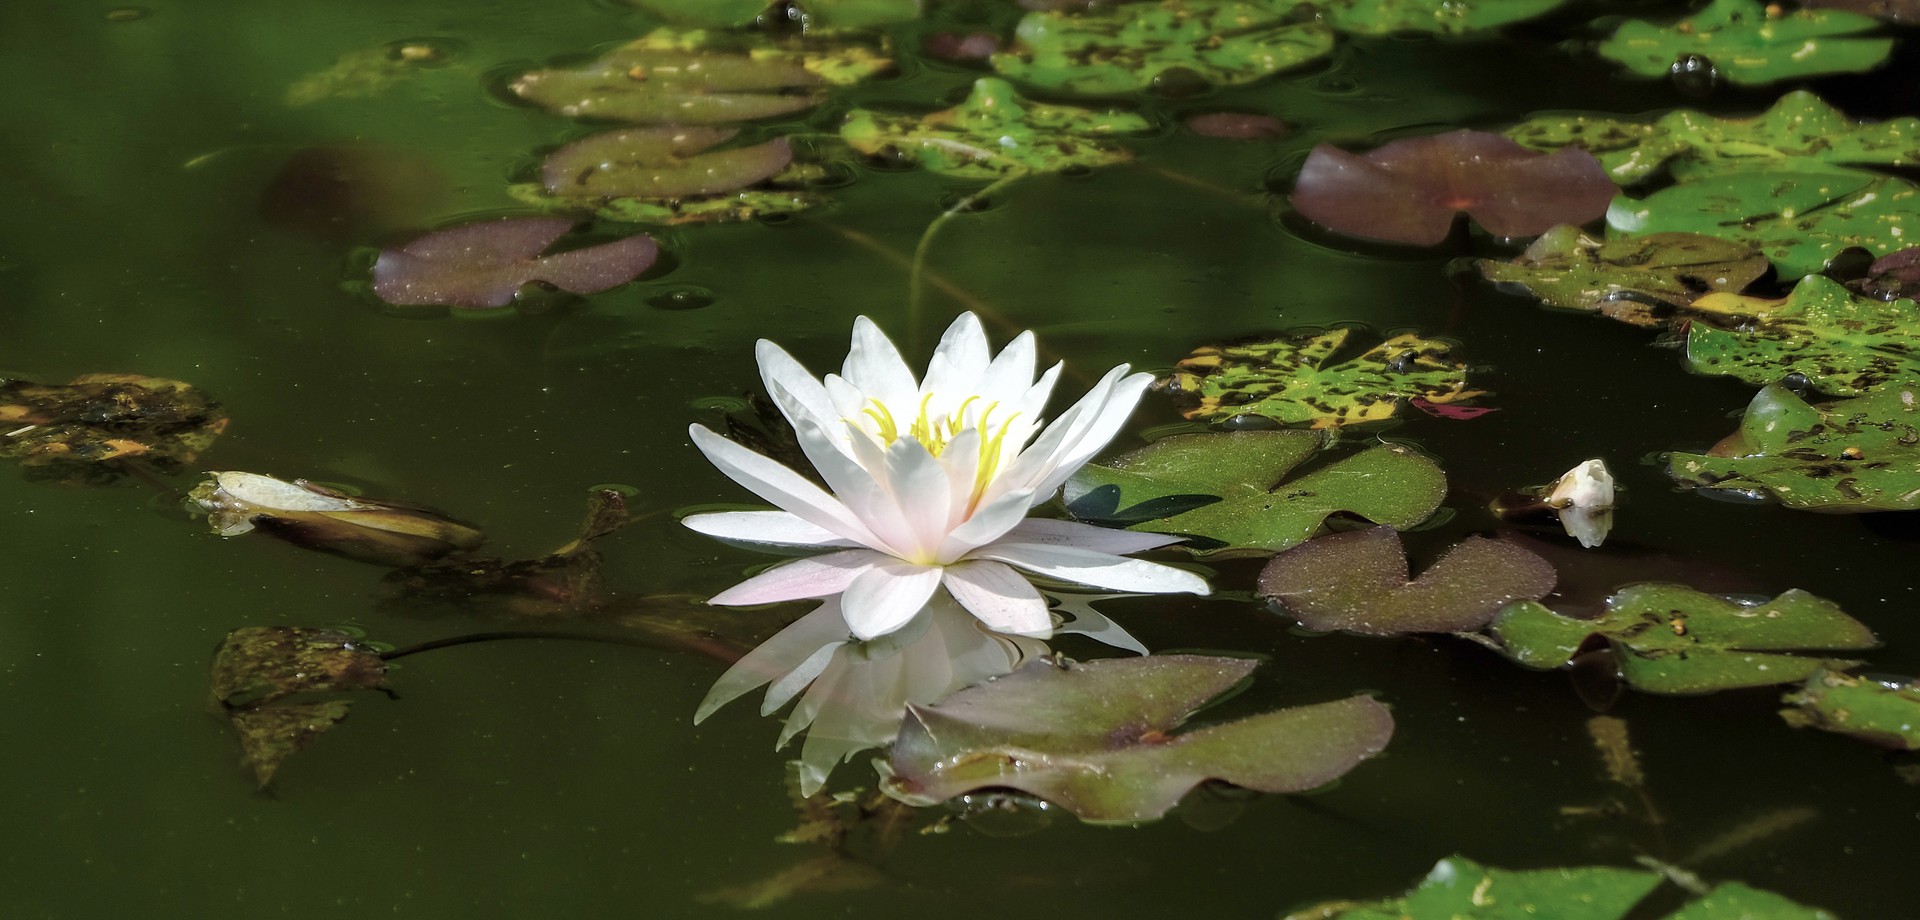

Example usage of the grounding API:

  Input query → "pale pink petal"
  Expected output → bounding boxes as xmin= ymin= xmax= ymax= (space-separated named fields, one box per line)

xmin=1003 ymin=517 xmax=1186 ymax=554
xmin=942 ymin=560 xmax=1053 ymax=636
xmin=937 ymin=487 xmax=1035 ymax=561
xmin=842 ymin=316 xmax=918 ymax=409
xmin=979 ymin=542 xmax=1210 ymax=595
xmin=880 ymin=437 xmax=955 ymax=558
xmin=921 ymin=313 xmax=991 ymax=398
xmin=694 ymin=599 xmax=850 ymax=723
xmin=784 ymin=413 xmax=915 ymax=557
xmin=688 ymin=425 xmax=879 ymax=546
xmin=681 ymin=510 xmax=856 ymax=548
xmin=708 ymin=548 xmax=888 ymax=605
xmin=841 ymin=561 xmax=943 ymax=640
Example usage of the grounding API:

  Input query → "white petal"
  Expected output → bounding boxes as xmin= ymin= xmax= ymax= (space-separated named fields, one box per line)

xmin=921 ymin=313 xmax=990 ymax=397
xmin=936 ymin=487 xmax=1035 ymax=561
xmin=979 ymin=542 xmax=1210 ymax=595
xmin=823 ymin=374 xmax=867 ymax=419
xmin=842 ymin=316 xmax=918 ymax=409
xmin=688 ymin=425 xmax=880 ymax=547
xmin=996 ymin=364 xmax=1125 ymax=497
xmin=708 ymin=548 xmax=887 ymax=606
xmin=942 ymin=560 xmax=1053 ymax=636
xmin=1027 ymin=370 xmax=1154 ymax=500
xmin=841 ymin=561 xmax=943 ymax=640
xmin=681 ymin=510 xmax=856 ymax=549
xmin=1002 ymin=517 xmax=1186 ymax=555
xmin=978 ymin=330 xmax=1040 ymax=406
xmin=785 ymin=414 xmax=916 ymax=557
xmin=693 ymin=600 xmax=849 ymax=723
xmin=1052 ymin=603 xmax=1149 ymax=655
xmin=761 ymin=641 xmax=844 ymax=716
xmin=938 ymin=427 xmax=984 ymax=526
xmin=881 ymin=437 xmax=954 ymax=558
xmin=755 ymin=340 xmax=839 ymax=434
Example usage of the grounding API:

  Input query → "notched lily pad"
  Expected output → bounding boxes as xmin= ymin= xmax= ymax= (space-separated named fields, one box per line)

xmin=1686 ymin=275 xmax=1920 ymax=397
xmin=0 ymin=374 xmax=227 ymax=483
xmin=1164 ymin=328 xmax=1484 ymax=428
xmin=1258 ymin=527 xmax=1556 ymax=636
xmin=1477 ymin=224 xmax=1769 ymax=327
xmin=1599 ymin=0 xmax=1893 ymax=86
xmin=371 ymin=217 xmax=658 ymax=308
xmin=541 ymin=127 xmax=793 ymax=200
xmin=1781 ymin=669 xmax=1920 ymax=750
xmin=1290 ymin=130 xmax=1616 ymax=246
xmin=1317 ymin=0 xmax=1569 ymax=35
xmin=988 ymin=0 xmax=1335 ymax=96
xmin=883 ymin=655 xmax=1394 ymax=823
xmin=211 ymin=626 xmax=392 ymax=787
xmin=841 ymin=77 xmax=1147 ymax=179
xmin=1668 ymin=383 xmax=1920 ymax=512
xmin=1063 ymin=430 xmax=1447 ymax=556
xmin=1485 ymin=585 xmax=1876 ymax=694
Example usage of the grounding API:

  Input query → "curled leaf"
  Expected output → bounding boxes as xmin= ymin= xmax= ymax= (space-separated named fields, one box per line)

xmin=371 ymin=217 xmax=657 ymax=308
xmin=190 ymin=471 xmax=486 ymax=567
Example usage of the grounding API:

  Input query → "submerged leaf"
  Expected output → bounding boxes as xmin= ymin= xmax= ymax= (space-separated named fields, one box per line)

xmin=1668 ymin=383 xmax=1920 ymax=512
xmin=1258 ymin=527 xmax=1556 ymax=636
xmin=1317 ymin=0 xmax=1568 ymax=35
xmin=382 ymin=488 xmax=634 ymax=617
xmin=841 ymin=77 xmax=1147 ymax=179
xmin=1477 ymin=224 xmax=1768 ymax=327
xmin=1781 ymin=669 xmax=1920 ymax=750
xmin=884 ymin=655 xmax=1394 ymax=823
xmin=0 ymin=374 xmax=227 ymax=483
xmin=1686 ymin=275 xmax=1920 ymax=397
xmin=211 ymin=626 xmax=392 ymax=787
xmin=371 ymin=217 xmax=658 ymax=308
xmin=1291 ymin=130 xmax=1616 ymax=246
xmin=1598 ymin=0 xmax=1893 ymax=86
xmin=988 ymin=0 xmax=1335 ymax=96
xmin=541 ymin=127 xmax=793 ymax=200
xmin=1165 ymin=329 xmax=1483 ymax=428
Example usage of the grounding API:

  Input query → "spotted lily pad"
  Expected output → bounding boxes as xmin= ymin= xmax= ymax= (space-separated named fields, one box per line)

xmin=1478 ymin=224 xmax=1769 ymax=327
xmin=988 ymin=0 xmax=1335 ymax=96
xmin=1485 ymin=585 xmax=1876 ymax=694
xmin=883 ymin=655 xmax=1394 ymax=823
xmin=1063 ymin=430 xmax=1447 ymax=556
xmin=1781 ymin=669 xmax=1920 ymax=750
xmin=841 ymin=78 xmax=1147 ymax=179
xmin=541 ymin=128 xmax=793 ymax=199
xmin=1598 ymin=0 xmax=1893 ymax=86
xmin=1317 ymin=0 xmax=1568 ymax=35
xmin=1258 ymin=527 xmax=1556 ymax=636
xmin=211 ymin=626 xmax=392 ymax=787
xmin=627 ymin=0 xmax=921 ymax=29
xmin=509 ymin=162 xmax=829 ymax=226
xmin=0 ymin=374 xmax=227 ymax=483
xmin=511 ymin=47 xmax=824 ymax=125
xmin=371 ymin=218 xmax=658 ymax=308
xmin=1164 ymin=329 xmax=1483 ymax=428
xmin=1607 ymin=171 xmax=1920 ymax=279
xmin=1669 ymin=383 xmax=1920 ymax=512
xmin=1685 ymin=275 xmax=1920 ymax=397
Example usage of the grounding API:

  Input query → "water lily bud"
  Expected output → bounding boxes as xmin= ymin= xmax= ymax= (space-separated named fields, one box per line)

xmin=189 ymin=471 xmax=485 ymax=567
xmin=1545 ymin=459 xmax=1615 ymax=549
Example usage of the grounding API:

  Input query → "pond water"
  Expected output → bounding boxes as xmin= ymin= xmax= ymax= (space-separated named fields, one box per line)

xmin=3 ymin=0 xmax=1919 ymax=917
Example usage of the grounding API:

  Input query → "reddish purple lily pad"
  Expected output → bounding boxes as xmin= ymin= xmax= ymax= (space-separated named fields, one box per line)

xmin=1409 ymin=396 xmax=1498 ymax=419
xmin=1186 ymin=111 xmax=1289 ymax=140
xmin=1257 ymin=526 xmax=1557 ymax=635
xmin=542 ymin=127 xmax=793 ymax=200
xmin=1290 ymin=130 xmax=1617 ymax=246
xmin=1852 ymin=246 xmax=1920 ymax=300
xmin=371 ymin=218 xmax=658 ymax=308
xmin=922 ymin=31 xmax=1000 ymax=63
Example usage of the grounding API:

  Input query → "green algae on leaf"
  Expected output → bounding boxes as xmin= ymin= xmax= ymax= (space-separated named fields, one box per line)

xmin=1316 ymin=0 xmax=1567 ymax=35
xmin=1685 ymin=275 xmax=1920 ymax=397
xmin=841 ymin=78 xmax=1147 ymax=179
xmin=1477 ymin=224 xmax=1768 ymax=327
xmin=1257 ymin=527 xmax=1556 ymax=635
xmin=988 ymin=0 xmax=1335 ymax=96
xmin=211 ymin=626 xmax=392 ymax=787
xmin=1486 ymin=586 xmax=1876 ymax=694
xmin=1607 ymin=171 xmax=1920 ymax=279
xmin=540 ymin=128 xmax=793 ymax=200
xmin=509 ymin=162 xmax=829 ymax=226
xmin=1165 ymin=329 xmax=1483 ymax=428
xmin=1669 ymin=383 xmax=1920 ymax=512
xmin=0 ymin=374 xmax=228 ymax=484
xmin=1063 ymin=430 xmax=1446 ymax=556
xmin=1781 ymin=669 xmax=1920 ymax=750
xmin=884 ymin=655 xmax=1394 ymax=823
xmin=1598 ymin=0 xmax=1893 ymax=86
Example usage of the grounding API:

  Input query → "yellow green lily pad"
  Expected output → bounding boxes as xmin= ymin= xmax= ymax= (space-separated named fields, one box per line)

xmin=1478 ymin=224 xmax=1769 ymax=327
xmin=1686 ymin=275 xmax=1920 ymax=397
xmin=1669 ymin=383 xmax=1920 ymax=512
xmin=1164 ymin=329 xmax=1483 ymax=428
xmin=1598 ymin=0 xmax=1893 ymax=86
xmin=841 ymin=78 xmax=1147 ymax=179
xmin=1318 ymin=0 xmax=1569 ymax=35
xmin=989 ymin=0 xmax=1335 ymax=96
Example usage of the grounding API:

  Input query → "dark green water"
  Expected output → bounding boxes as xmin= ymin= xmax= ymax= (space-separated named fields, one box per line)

xmin=2 ymin=1 xmax=1918 ymax=917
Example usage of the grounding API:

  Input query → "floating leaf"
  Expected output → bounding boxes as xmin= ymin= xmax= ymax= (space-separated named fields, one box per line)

xmin=628 ymin=0 xmax=922 ymax=29
xmin=1598 ymin=0 xmax=1893 ymax=86
xmin=541 ymin=128 xmax=793 ymax=200
xmin=1164 ymin=329 xmax=1483 ymax=428
xmin=511 ymin=45 xmax=824 ymax=125
xmin=285 ymin=38 xmax=458 ymax=106
xmin=884 ymin=655 xmax=1394 ymax=823
xmin=509 ymin=162 xmax=829 ymax=226
xmin=1608 ymin=171 xmax=1920 ymax=279
xmin=1291 ymin=131 xmax=1616 ymax=246
xmin=1800 ymin=0 xmax=1920 ymax=24
xmin=1477 ymin=224 xmax=1769 ymax=327
xmin=840 ymin=78 xmax=1147 ymax=179
xmin=1063 ymin=430 xmax=1447 ymax=556
xmin=1686 ymin=275 xmax=1920 ymax=397
xmin=1850 ymin=246 xmax=1920 ymax=301
xmin=371 ymin=217 xmax=658 ymax=308
xmin=1668 ymin=383 xmax=1920 ymax=512
xmin=1318 ymin=0 xmax=1568 ymax=35
xmin=988 ymin=0 xmax=1335 ymax=96
xmin=0 ymin=374 xmax=227 ymax=483
xmin=189 ymin=471 xmax=487 ymax=568
xmin=1258 ymin=527 xmax=1556 ymax=635
xmin=1781 ymin=669 xmax=1920 ymax=750
xmin=211 ymin=626 xmax=392 ymax=787
xmin=1485 ymin=585 xmax=1875 ymax=694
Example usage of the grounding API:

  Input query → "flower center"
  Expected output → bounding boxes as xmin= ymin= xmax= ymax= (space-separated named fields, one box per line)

xmin=855 ymin=394 xmax=1021 ymax=512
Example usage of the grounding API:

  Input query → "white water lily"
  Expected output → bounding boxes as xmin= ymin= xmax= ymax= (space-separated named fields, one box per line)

xmin=1546 ymin=458 xmax=1615 ymax=549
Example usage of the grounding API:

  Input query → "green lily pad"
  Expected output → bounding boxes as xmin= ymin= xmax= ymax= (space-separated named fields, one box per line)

xmin=1478 ymin=224 xmax=1769 ymax=327
xmin=1801 ymin=0 xmax=1920 ymax=24
xmin=626 ymin=0 xmax=921 ymax=29
xmin=1685 ymin=275 xmax=1920 ymax=397
xmin=1608 ymin=171 xmax=1920 ymax=279
xmin=841 ymin=78 xmax=1148 ymax=179
xmin=1063 ymin=430 xmax=1447 ymax=556
xmin=1598 ymin=0 xmax=1893 ymax=86
xmin=1485 ymin=585 xmax=1876 ymax=694
xmin=883 ymin=655 xmax=1394 ymax=823
xmin=1506 ymin=92 xmax=1920 ymax=185
xmin=1164 ymin=329 xmax=1484 ymax=428
xmin=1668 ymin=383 xmax=1920 ymax=512
xmin=1664 ymin=883 xmax=1841 ymax=920
xmin=540 ymin=128 xmax=793 ymax=200
xmin=507 ymin=162 xmax=830 ymax=226
xmin=1781 ymin=669 xmax=1920 ymax=750
xmin=0 ymin=373 xmax=228 ymax=484
xmin=1258 ymin=527 xmax=1556 ymax=636
xmin=211 ymin=626 xmax=392 ymax=787
xmin=1318 ymin=0 xmax=1568 ymax=36
xmin=988 ymin=0 xmax=1335 ymax=96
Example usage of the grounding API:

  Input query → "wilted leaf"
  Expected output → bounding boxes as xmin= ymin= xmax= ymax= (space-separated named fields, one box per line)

xmin=228 ymin=703 xmax=356 ymax=790
xmin=541 ymin=127 xmax=793 ymax=200
xmin=371 ymin=217 xmax=658 ymax=308
xmin=1485 ymin=585 xmax=1875 ymax=694
xmin=1668 ymin=383 xmax=1920 ymax=512
xmin=1258 ymin=527 xmax=1556 ymax=635
xmin=1318 ymin=0 xmax=1567 ymax=35
xmin=1686 ymin=275 xmax=1920 ymax=397
xmin=841 ymin=77 xmax=1147 ymax=179
xmin=987 ymin=0 xmax=1335 ymax=96
xmin=1477 ymin=224 xmax=1769 ymax=327
xmin=884 ymin=655 xmax=1394 ymax=823
xmin=1781 ymin=669 xmax=1920 ymax=750
xmin=1164 ymin=329 xmax=1483 ymax=428
xmin=211 ymin=626 xmax=392 ymax=787
xmin=190 ymin=471 xmax=487 ymax=568
xmin=0 ymin=374 xmax=227 ymax=483
xmin=1291 ymin=131 xmax=1616 ymax=246
xmin=1063 ymin=430 xmax=1447 ymax=556
xmin=1598 ymin=0 xmax=1893 ymax=86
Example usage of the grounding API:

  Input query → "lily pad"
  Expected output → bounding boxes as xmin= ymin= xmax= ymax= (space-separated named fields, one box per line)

xmin=1478 ymin=224 xmax=1769 ymax=327
xmin=0 ymin=373 xmax=228 ymax=483
xmin=883 ymin=655 xmax=1394 ymax=823
xmin=841 ymin=78 xmax=1147 ymax=179
xmin=511 ymin=47 xmax=825 ymax=125
xmin=1851 ymin=246 xmax=1920 ymax=301
xmin=1063 ymin=430 xmax=1447 ymax=556
xmin=1258 ymin=527 xmax=1556 ymax=636
xmin=1781 ymin=669 xmax=1920 ymax=750
xmin=1485 ymin=585 xmax=1876 ymax=694
xmin=509 ymin=163 xmax=829 ymax=226
xmin=988 ymin=0 xmax=1335 ymax=96
xmin=211 ymin=626 xmax=392 ymax=787
xmin=1291 ymin=131 xmax=1617 ymax=246
xmin=1607 ymin=171 xmax=1920 ymax=279
xmin=627 ymin=0 xmax=922 ymax=29
xmin=1685 ymin=275 xmax=1920 ymax=397
xmin=371 ymin=217 xmax=658 ymax=308
xmin=1800 ymin=0 xmax=1920 ymax=24
xmin=1668 ymin=383 xmax=1920 ymax=512
xmin=541 ymin=128 xmax=793 ymax=200
xmin=1318 ymin=0 xmax=1568 ymax=35
xmin=1164 ymin=329 xmax=1483 ymax=428
xmin=1598 ymin=0 xmax=1893 ymax=87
